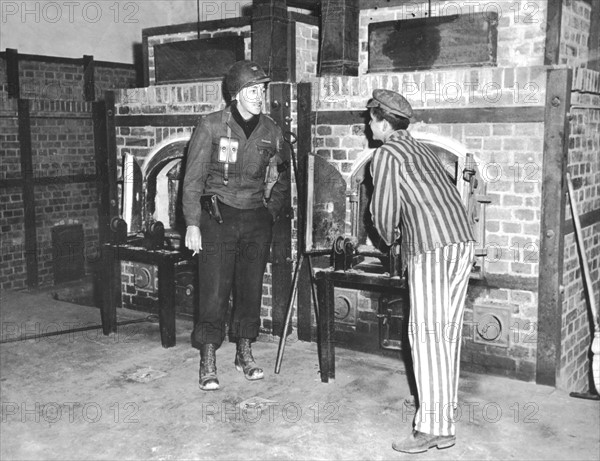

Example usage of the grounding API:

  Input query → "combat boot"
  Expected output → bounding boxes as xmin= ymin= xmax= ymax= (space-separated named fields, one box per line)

xmin=199 ymin=344 xmax=219 ymax=391
xmin=235 ymin=338 xmax=264 ymax=380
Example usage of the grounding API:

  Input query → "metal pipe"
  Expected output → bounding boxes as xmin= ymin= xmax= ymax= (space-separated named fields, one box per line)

xmin=274 ymin=254 xmax=303 ymax=374
xmin=0 ymin=315 xmax=158 ymax=344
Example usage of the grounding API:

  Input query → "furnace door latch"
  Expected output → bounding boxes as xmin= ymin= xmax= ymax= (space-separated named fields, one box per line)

xmin=378 ymin=296 xmax=408 ymax=351
xmin=377 ymin=308 xmax=404 ymax=351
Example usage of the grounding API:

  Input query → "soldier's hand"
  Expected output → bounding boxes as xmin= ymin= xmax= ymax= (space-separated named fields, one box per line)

xmin=185 ymin=226 xmax=202 ymax=254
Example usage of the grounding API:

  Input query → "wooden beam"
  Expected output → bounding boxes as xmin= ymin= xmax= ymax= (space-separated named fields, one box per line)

xmin=115 ymin=114 xmax=202 ymax=127
xmin=142 ymin=17 xmax=250 ymax=38
xmin=536 ymin=67 xmax=572 ymax=387
xmin=0 ymin=50 xmax=133 ymax=69
xmin=288 ymin=0 xmax=321 ymax=10
xmin=104 ymin=92 xmax=120 ymax=230
xmin=290 ymin=11 xmax=319 ymax=26
xmin=6 ymin=48 xmax=20 ymax=99
xmin=83 ymin=55 xmax=95 ymax=102
xmin=589 ymin=0 xmax=600 ymax=71
xmin=252 ymin=0 xmax=294 ymax=81
xmin=18 ymin=99 xmax=38 ymax=287
xmin=544 ymin=0 xmax=563 ymax=65
xmin=93 ymin=101 xmax=110 ymax=246
xmin=268 ymin=83 xmax=293 ymax=337
xmin=94 ymin=60 xmax=135 ymax=70
xmin=311 ymin=106 xmax=546 ymax=126
xmin=0 ymin=178 xmax=21 ymax=189
xmin=37 ymin=174 xmax=97 ymax=185
xmin=360 ymin=0 xmax=416 ymax=8
xmin=315 ymin=273 xmax=337 ymax=382
xmin=97 ymin=92 xmax=122 ymax=310
xmin=471 ymin=274 xmax=539 ymax=293
xmin=320 ymin=0 xmax=359 ymax=76
xmin=564 ymin=208 xmax=600 ymax=236
xmin=297 ymin=82 xmax=313 ymax=342
xmin=0 ymin=174 xmax=98 ymax=189
xmin=289 ymin=18 xmax=297 ymax=82
xmin=92 ymin=101 xmax=116 ymax=312
xmin=142 ymin=33 xmax=150 ymax=87
xmin=297 ymin=83 xmax=312 ymax=258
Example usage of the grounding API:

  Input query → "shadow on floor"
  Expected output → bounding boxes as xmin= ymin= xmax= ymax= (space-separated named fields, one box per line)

xmin=0 ymin=288 xmax=599 ymax=460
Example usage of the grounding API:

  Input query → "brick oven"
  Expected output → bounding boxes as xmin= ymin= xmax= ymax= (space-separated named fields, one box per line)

xmin=122 ymin=135 xmax=195 ymax=314
xmin=96 ymin=0 xmax=599 ymax=392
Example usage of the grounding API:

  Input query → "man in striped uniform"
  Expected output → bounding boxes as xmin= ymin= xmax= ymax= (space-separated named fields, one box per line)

xmin=367 ymin=89 xmax=475 ymax=454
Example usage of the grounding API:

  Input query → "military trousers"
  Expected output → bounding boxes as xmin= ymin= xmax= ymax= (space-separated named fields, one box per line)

xmin=191 ymin=202 xmax=273 ymax=348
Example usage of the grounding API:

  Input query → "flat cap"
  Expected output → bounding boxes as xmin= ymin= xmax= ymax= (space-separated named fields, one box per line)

xmin=367 ymin=89 xmax=413 ymax=119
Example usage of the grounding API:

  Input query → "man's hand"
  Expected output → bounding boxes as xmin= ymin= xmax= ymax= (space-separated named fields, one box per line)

xmin=185 ymin=226 xmax=202 ymax=254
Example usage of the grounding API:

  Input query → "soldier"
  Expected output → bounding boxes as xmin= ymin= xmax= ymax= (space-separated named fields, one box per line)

xmin=367 ymin=89 xmax=475 ymax=453
xmin=183 ymin=60 xmax=288 ymax=391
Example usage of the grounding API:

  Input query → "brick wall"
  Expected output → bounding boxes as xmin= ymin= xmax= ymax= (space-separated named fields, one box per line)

xmin=19 ymin=60 xmax=84 ymax=101
xmin=95 ymin=64 xmax=139 ymax=99
xmin=560 ymin=0 xmax=593 ymax=68
xmin=30 ymin=100 xmax=98 ymax=286
xmin=0 ymin=53 xmax=138 ymax=290
xmin=0 ymin=98 xmax=98 ymax=289
xmin=0 ymin=96 xmax=24 ymax=289
xmin=559 ymin=68 xmax=600 ymax=392
xmin=115 ymin=82 xmax=225 ymax=163
xmin=0 ymin=185 xmax=26 ymax=289
xmin=0 ymin=98 xmax=20 ymax=181
xmin=15 ymin=57 xmax=136 ymax=102
xmin=29 ymin=100 xmax=96 ymax=176
xmin=295 ymin=21 xmax=319 ymax=82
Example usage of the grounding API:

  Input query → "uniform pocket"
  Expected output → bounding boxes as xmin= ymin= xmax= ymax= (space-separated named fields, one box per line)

xmin=211 ymin=142 xmax=221 ymax=163
xmin=249 ymin=144 xmax=274 ymax=180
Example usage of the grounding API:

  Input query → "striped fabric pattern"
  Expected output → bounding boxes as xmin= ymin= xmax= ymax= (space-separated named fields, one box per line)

xmin=369 ymin=130 xmax=474 ymax=253
xmin=368 ymin=130 xmax=476 ymax=437
xmin=408 ymin=241 xmax=474 ymax=436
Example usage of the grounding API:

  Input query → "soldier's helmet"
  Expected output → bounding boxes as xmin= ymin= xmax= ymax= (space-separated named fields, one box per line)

xmin=225 ymin=60 xmax=271 ymax=98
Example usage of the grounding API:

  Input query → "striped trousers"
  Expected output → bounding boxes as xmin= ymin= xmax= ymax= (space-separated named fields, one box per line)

xmin=407 ymin=241 xmax=474 ymax=436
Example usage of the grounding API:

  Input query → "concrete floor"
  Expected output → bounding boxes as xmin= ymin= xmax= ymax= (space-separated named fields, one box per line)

xmin=1 ymin=286 xmax=599 ymax=461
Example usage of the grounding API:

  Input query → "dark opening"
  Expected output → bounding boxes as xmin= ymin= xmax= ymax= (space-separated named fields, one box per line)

xmin=52 ymin=224 xmax=85 ymax=284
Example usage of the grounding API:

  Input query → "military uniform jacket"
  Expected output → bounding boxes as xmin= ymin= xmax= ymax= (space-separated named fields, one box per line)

xmin=182 ymin=106 xmax=288 ymax=227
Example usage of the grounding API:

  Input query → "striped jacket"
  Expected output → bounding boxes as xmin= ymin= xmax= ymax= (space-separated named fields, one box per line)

xmin=369 ymin=130 xmax=474 ymax=259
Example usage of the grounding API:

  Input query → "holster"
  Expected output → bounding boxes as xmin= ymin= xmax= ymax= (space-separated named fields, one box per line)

xmin=200 ymin=194 xmax=223 ymax=224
